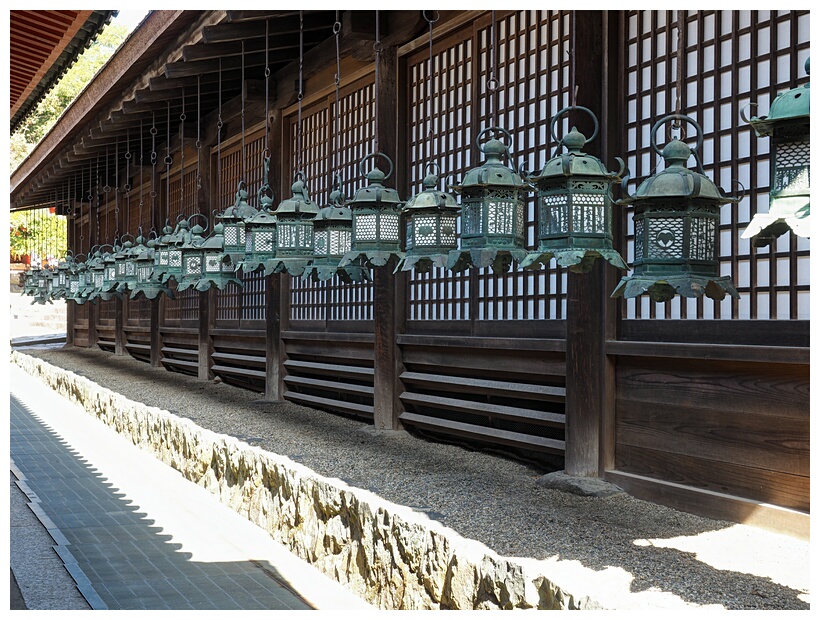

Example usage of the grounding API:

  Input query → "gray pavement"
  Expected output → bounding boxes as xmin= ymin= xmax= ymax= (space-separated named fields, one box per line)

xmin=9 ymin=364 xmax=373 ymax=611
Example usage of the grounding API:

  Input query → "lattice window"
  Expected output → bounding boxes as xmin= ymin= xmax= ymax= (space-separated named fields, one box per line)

xmin=406 ymin=11 xmax=570 ymax=321
xmin=621 ymin=10 xmax=810 ymax=320
xmin=126 ymin=296 xmax=152 ymax=326
xmin=286 ymin=77 xmax=376 ymax=322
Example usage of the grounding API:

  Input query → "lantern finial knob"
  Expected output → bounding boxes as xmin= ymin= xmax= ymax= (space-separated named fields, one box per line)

xmin=562 ymin=126 xmax=586 ymax=153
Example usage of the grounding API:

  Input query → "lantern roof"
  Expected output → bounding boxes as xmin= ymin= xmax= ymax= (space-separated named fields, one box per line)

xmin=623 ymin=137 xmax=735 ymax=205
xmin=221 ymin=184 xmax=258 ymax=221
xmin=453 ymin=138 xmax=527 ymax=191
xmin=273 ymin=177 xmax=320 ymax=216
xmin=749 ymin=58 xmax=810 ymax=136
xmin=528 ymin=126 xmax=618 ymax=181
xmin=404 ymin=172 xmax=460 ymax=211
xmin=200 ymin=222 xmax=227 ymax=251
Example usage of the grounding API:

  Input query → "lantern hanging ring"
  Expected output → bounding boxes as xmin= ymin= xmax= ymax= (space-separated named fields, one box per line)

xmin=424 ymin=161 xmax=441 ymax=177
xmin=650 ymin=114 xmax=703 ymax=156
xmin=739 ymin=102 xmax=758 ymax=125
xmin=187 ymin=212 xmax=209 ymax=232
xmin=423 ymin=10 xmax=439 ymax=24
xmin=550 ymin=105 xmax=600 ymax=145
xmin=359 ymin=151 xmax=394 ymax=179
xmin=476 ymin=126 xmax=513 ymax=153
xmin=332 ymin=20 xmax=342 ymax=35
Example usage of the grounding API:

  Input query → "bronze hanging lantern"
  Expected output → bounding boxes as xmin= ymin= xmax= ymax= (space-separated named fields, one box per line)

xmin=130 ymin=234 xmax=174 ymax=301
xmin=237 ymin=159 xmax=278 ymax=276
xmin=447 ymin=127 xmax=531 ymax=273
xmin=304 ymin=176 xmax=367 ymax=283
xmin=270 ymin=173 xmax=319 ymax=276
xmin=195 ymin=219 xmax=243 ymax=292
xmin=742 ymin=57 xmax=810 ymax=246
xmin=612 ymin=114 xmax=740 ymax=302
xmin=340 ymin=153 xmax=404 ymax=269
xmin=152 ymin=220 xmax=175 ymax=282
xmin=220 ymin=182 xmax=258 ymax=263
xmin=522 ymin=106 xmax=627 ymax=274
xmin=398 ymin=163 xmax=460 ymax=273
xmin=161 ymin=217 xmax=191 ymax=284
xmin=176 ymin=216 xmax=207 ymax=292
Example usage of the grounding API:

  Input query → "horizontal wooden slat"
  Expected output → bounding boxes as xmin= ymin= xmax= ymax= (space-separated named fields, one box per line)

xmin=211 ymin=351 xmax=266 ymax=366
xmin=615 ymin=399 xmax=809 ymax=476
xmin=398 ymin=334 xmax=566 ymax=352
xmin=400 ymin=392 xmax=565 ymax=427
xmin=614 ymin=443 xmax=809 ymax=512
xmin=125 ymin=343 xmax=150 ymax=351
xmin=400 ymin=372 xmax=565 ymax=402
xmin=161 ymin=346 xmax=199 ymax=358
xmin=284 ymin=375 xmax=374 ymax=396
xmin=401 ymin=348 xmax=565 ymax=380
xmin=211 ymin=364 xmax=266 ymax=379
xmin=604 ymin=470 xmax=809 ymax=541
xmin=399 ymin=412 xmax=565 ymax=454
xmin=284 ymin=360 xmax=374 ymax=380
xmin=283 ymin=330 xmax=375 ymax=343
xmin=160 ymin=357 xmax=198 ymax=369
xmin=607 ymin=340 xmax=809 ymax=365
xmin=285 ymin=341 xmax=374 ymax=362
xmin=284 ymin=391 xmax=374 ymax=417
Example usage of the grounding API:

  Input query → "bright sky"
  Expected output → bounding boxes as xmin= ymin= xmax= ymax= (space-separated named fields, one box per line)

xmin=111 ymin=10 xmax=150 ymax=33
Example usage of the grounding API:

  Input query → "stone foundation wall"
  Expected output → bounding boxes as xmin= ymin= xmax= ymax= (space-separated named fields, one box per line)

xmin=12 ymin=351 xmax=674 ymax=610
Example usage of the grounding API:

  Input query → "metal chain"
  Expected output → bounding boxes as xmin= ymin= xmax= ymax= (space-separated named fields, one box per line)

xmin=674 ymin=10 xmax=685 ymax=131
xmin=264 ymin=19 xmax=271 ymax=160
xmin=241 ymin=40 xmax=246 ymax=186
xmin=139 ymin=120 xmax=144 ymax=230
xmin=217 ymin=58 xmax=223 ymax=211
xmin=124 ymin=129 xmax=131 ymax=236
xmin=180 ymin=87 xmax=186 ymax=215
xmin=196 ymin=76 xmax=202 ymax=189
xmin=114 ymin=139 xmax=119 ymax=240
xmin=331 ymin=12 xmax=342 ymax=185
xmin=487 ymin=10 xmax=498 ymax=128
xmin=424 ymin=11 xmax=439 ymax=165
xmin=165 ymin=102 xmax=172 ymax=218
xmin=373 ymin=11 xmax=381 ymax=154
xmin=296 ymin=11 xmax=304 ymax=175
xmin=95 ymin=154 xmax=100 ymax=247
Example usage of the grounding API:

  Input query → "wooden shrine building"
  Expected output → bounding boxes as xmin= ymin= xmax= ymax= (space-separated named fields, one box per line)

xmin=9 ymin=10 xmax=810 ymax=538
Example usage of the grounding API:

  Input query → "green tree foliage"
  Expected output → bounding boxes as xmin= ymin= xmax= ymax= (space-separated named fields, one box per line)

xmin=10 ymin=22 xmax=129 ymax=171
xmin=9 ymin=210 xmax=67 ymax=264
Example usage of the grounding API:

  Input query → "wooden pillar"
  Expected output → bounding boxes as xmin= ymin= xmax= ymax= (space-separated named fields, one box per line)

xmin=197 ymin=289 xmax=215 ymax=380
xmin=371 ymin=44 xmax=403 ymax=431
xmin=563 ymin=10 xmax=612 ymax=477
xmin=150 ymin=297 xmax=162 ymax=367
xmin=114 ymin=297 xmax=125 ymax=355
xmin=65 ymin=213 xmax=76 ymax=348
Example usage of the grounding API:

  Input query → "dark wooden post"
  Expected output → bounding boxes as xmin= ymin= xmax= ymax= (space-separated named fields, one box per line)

xmin=114 ymin=297 xmax=125 ymax=355
xmin=563 ymin=11 xmax=613 ymax=477
xmin=150 ymin=297 xmax=162 ymax=367
xmin=64 ymin=211 xmax=76 ymax=348
xmin=198 ymin=289 xmax=215 ymax=380
xmin=371 ymin=44 xmax=404 ymax=431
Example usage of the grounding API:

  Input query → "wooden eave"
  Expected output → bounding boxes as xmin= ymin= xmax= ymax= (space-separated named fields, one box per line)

xmin=9 ymin=10 xmax=427 ymax=214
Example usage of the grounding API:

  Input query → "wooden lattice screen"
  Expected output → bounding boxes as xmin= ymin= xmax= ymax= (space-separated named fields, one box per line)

xmin=287 ymin=76 xmax=376 ymax=323
xmin=215 ymin=128 xmax=268 ymax=325
xmin=405 ymin=10 xmax=571 ymax=322
xmin=163 ymin=163 xmax=199 ymax=323
xmin=620 ymin=9 xmax=811 ymax=320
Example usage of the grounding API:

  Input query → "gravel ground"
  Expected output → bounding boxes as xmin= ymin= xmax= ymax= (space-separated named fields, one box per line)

xmin=17 ymin=345 xmax=810 ymax=610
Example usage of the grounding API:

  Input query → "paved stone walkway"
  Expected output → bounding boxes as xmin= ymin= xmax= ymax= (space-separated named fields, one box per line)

xmin=9 ymin=365 xmax=372 ymax=611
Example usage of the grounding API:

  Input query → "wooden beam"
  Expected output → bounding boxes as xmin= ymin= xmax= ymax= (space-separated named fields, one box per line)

xmin=202 ymin=13 xmax=335 ymax=43
xmin=163 ymin=51 xmax=291 ymax=79
xmin=115 ymin=297 xmax=125 ymax=355
xmin=151 ymin=298 xmax=161 ymax=367
xmin=181 ymin=31 xmax=325 ymax=62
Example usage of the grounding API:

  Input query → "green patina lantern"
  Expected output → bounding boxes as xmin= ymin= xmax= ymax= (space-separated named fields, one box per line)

xmin=612 ymin=114 xmax=740 ymax=302
xmin=304 ymin=176 xmax=367 ymax=283
xmin=447 ymin=127 xmax=531 ymax=273
xmin=161 ymin=217 xmax=191 ymax=284
xmin=340 ymin=153 xmax=404 ymax=269
xmin=176 ymin=217 xmax=208 ymax=292
xmin=130 ymin=235 xmax=174 ymax=301
xmin=743 ymin=57 xmax=810 ymax=246
xmin=237 ymin=160 xmax=278 ymax=276
xmin=522 ymin=106 xmax=628 ymax=274
xmin=102 ymin=246 xmax=119 ymax=294
xmin=397 ymin=162 xmax=460 ymax=273
xmin=112 ymin=237 xmax=133 ymax=292
xmin=30 ymin=265 xmax=54 ymax=305
xmin=195 ymin=220 xmax=243 ymax=292
xmin=220 ymin=181 xmax=258 ymax=263
xmin=85 ymin=248 xmax=107 ymax=304
xmin=50 ymin=254 xmax=73 ymax=300
xmin=65 ymin=255 xmax=85 ymax=303
xmin=152 ymin=220 xmax=175 ymax=282
xmin=270 ymin=172 xmax=320 ymax=277
xmin=68 ymin=258 xmax=93 ymax=305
